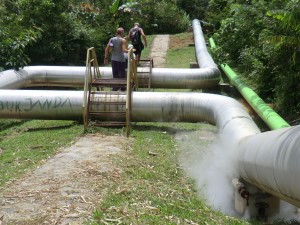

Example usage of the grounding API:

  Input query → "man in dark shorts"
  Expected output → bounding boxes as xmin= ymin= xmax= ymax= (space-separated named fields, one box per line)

xmin=128 ymin=22 xmax=147 ymax=66
xmin=104 ymin=27 xmax=128 ymax=91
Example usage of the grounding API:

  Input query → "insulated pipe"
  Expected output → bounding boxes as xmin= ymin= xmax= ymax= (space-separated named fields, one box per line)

xmin=192 ymin=20 xmax=218 ymax=69
xmin=0 ymin=90 xmax=260 ymax=140
xmin=238 ymin=125 xmax=300 ymax=207
xmin=209 ymin=37 xmax=290 ymax=130
xmin=0 ymin=19 xmax=220 ymax=90
xmin=131 ymin=92 xmax=260 ymax=140
xmin=0 ymin=66 xmax=86 ymax=89
xmin=0 ymin=66 xmax=220 ymax=89
xmin=209 ymin=38 xmax=300 ymax=207
xmin=0 ymin=90 xmax=83 ymax=120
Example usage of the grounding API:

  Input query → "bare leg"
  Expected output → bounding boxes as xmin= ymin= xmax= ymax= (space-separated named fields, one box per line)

xmin=136 ymin=54 xmax=141 ymax=66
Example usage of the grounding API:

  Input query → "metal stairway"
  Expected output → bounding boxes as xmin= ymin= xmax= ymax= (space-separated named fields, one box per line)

xmin=82 ymin=47 xmax=136 ymax=136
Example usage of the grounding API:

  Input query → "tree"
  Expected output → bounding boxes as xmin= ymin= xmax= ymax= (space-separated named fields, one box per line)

xmin=265 ymin=0 xmax=300 ymax=119
xmin=0 ymin=0 xmax=41 ymax=70
xmin=177 ymin=0 xmax=208 ymax=20
xmin=209 ymin=0 xmax=300 ymax=122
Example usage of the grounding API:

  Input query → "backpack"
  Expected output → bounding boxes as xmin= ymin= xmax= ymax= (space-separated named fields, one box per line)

xmin=130 ymin=28 xmax=140 ymax=45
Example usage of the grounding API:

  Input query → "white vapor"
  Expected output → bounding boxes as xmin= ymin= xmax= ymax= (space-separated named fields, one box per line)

xmin=175 ymin=127 xmax=300 ymax=221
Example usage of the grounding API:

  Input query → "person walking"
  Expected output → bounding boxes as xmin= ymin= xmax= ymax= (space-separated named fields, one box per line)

xmin=104 ymin=27 xmax=128 ymax=91
xmin=128 ymin=22 xmax=147 ymax=66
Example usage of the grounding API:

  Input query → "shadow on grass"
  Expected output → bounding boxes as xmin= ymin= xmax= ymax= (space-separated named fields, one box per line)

xmin=85 ymin=122 xmax=216 ymax=136
xmin=131 ymin=122 xmax=216 ymax=135
xmin=0 ymin=119 xmax=28 ymax=131
xmin=26 ymin=123 xmax=77 ymax=132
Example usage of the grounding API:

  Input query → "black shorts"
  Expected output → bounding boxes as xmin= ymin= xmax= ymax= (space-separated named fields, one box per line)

xmin=133 ymin=42 xmax=144 ymax=55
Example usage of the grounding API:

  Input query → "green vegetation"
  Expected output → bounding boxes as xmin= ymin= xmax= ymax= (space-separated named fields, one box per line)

xmin=167 ymin=48 xmax=193 ymax=63
xmin=91 ymin=122 xmax=251 ymax=225
xmin=0 ymin=0 xmax=299 ymax=222
xmin=206 ymin=0 xmax=300 ymax=122
xmin=165 ymin=32 xmax=196 ymax=68
xmin=0 ymin=0 xmax=190 ymax=70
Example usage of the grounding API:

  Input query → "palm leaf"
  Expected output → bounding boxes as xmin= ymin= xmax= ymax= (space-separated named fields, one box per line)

xmin=110 ymin=0 xmax=121 ymax=14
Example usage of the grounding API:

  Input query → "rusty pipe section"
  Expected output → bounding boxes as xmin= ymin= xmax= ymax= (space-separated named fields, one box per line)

xmin=0 ymin=20 xmax=220 ymax=90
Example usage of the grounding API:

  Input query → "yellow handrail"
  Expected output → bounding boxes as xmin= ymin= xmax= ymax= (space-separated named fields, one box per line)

xmin=83 ymin=47 xmax=101 ymax=131
xmin=125 ymin=47 xmax=137 ymax=136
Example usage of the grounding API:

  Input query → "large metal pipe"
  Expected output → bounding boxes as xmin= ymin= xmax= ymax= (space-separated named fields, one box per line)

xmin=0 ymin=90 xmax=83 ymax=120
xmin=0 ymin=66 xmax=86 ymax=89
xmin=238 ymin=125 xmax=300 ymax=208
xmin=0 ymin=90 xmax=260 ymax=140
xmin=0 ymin=20 xmax=220 ymax=90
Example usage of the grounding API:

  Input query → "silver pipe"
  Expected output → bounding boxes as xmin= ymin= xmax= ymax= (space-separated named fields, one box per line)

xmin=150 ymin=67 xmax=220 ymax=88
xmin=131 ymin=92 xmax=260 ymax=140
xmin=238 ymin=125 xmax=300 ymax=208
xmin=0 ymin=90 xmax=260 ymax=140
xmin=0 ymin=20 xmax=220 ymax=90
xmin=0 ymin=66 xmax=87 ymax=89
xmin=0 ymin=65 xmax=220 ymax=89
xmin=192 ymin=19 xmax=218 ymax=69
xmin=0 ymin=90 xmax=83 ymax=120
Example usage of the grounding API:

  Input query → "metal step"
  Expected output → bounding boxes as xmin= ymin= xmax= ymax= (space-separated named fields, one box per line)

xmin=92 ymin=121 xmax=127 ymax=127
xmin=89 ymin=101 xmax=126 ymax=106
xmin=89 ymin=111 xmax=126 ymax=115
xmin=91 ymin=78 xmax=127 ymax=87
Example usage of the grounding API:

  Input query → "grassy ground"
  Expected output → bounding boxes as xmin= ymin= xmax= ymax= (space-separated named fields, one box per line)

xmin=165 ymin=32 xmax=196 ymax=68
xmin=0 ymin=119 xmax=82 ymax=187
xmin=141 ymin=32 xmax=196 ymax=68
xmin=89 ymin=123 xmax=252 ymax=225
xmin=87 ymin=33 xmax=257 ymax=224
xmin=141 ymin=34 xmax=155 ymax=60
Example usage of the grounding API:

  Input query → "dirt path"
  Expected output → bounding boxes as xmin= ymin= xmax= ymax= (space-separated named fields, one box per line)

xmin=0 ymin=134 xmax=131 ymax=225
xmin=150 ymin=35 xmax=170 ymax=68
xmin=0 ymin=36 xmax=170 ymax=225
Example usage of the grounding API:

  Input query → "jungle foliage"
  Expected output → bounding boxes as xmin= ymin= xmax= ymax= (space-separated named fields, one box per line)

xmin=0 ymin=0 xmax=190 ymax=70
xmin=0 ymin=0 xmax=299 ymax=122
xmin=205 ymin=0 xmax=300 ymax=123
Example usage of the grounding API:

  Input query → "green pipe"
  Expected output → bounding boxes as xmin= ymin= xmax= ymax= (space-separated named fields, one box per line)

xmin=209 ymin=38 xmax=217 ymax=49
xmin=209 ymin=37 xmax=290 ymax=130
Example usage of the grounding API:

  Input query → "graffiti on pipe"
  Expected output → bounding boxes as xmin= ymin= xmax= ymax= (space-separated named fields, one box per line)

xmin=0 ymin=97 xmax=72 ymax=112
